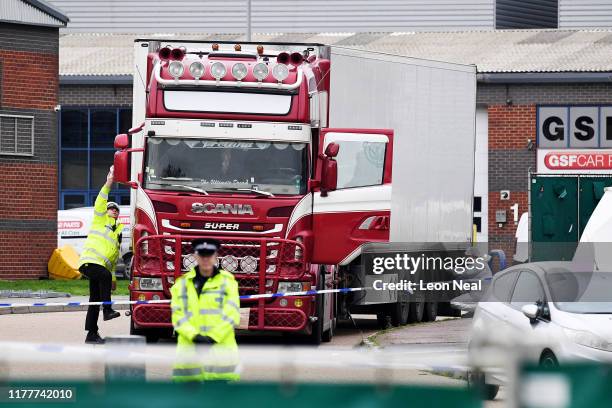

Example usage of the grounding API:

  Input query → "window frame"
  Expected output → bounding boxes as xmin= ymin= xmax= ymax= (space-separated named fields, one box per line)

xmin=58 ymin=107 xmax=131 ymax=209
xmin=509 ymin=269 xmax=547 ymax=310
xmin=324 ymin=134 xmax=389 ymax=190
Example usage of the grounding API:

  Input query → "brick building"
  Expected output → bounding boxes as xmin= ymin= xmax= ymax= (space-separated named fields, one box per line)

xmin=0 ymin=0 xmax=68 ymax=278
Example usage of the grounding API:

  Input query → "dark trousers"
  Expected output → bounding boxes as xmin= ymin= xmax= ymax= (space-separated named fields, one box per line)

xmin=79 ymin=263 xmax=112 ymax=332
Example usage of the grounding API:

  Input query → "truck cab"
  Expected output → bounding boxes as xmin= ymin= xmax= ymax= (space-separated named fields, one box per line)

xmin=114 ymin=40 xmax=395 ymax=343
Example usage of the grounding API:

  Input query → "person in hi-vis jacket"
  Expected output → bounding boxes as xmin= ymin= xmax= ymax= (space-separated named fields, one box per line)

xmin=79 ymin=166 xmax=124 ymax=344
xmin=171 ymin=238 xmax=241 ymax=382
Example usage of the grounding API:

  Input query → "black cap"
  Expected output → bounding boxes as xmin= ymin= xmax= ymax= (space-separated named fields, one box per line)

xmin=192 ymin=238 xmax=221 ymax=256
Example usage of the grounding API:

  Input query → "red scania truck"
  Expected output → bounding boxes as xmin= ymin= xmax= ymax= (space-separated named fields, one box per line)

xmin=114 ymin=40 xmax=477 ymax=343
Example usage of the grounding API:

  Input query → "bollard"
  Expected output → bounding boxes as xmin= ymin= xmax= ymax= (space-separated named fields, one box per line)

xmin=104 ymin=335 xmax=146 ymax=381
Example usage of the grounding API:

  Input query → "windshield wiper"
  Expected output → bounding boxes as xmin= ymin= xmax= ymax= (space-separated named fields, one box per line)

xmin=220 ymin=187 xmax=275 ymax=197
xmin=147 ymin=181 xmax=209 ymax=195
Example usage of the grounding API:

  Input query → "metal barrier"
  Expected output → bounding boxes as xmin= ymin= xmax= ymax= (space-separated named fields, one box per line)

xmin=132 ymin=234 xmax=310 ymax=331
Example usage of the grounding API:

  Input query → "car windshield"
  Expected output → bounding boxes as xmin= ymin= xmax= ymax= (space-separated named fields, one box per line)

xmin=144 ymin=138 xmax=308 ymax=195
xmin=546 ymin=270 xmax=612 ymax=314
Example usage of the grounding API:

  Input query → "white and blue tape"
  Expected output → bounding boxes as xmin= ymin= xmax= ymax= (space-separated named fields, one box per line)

xmin=0 ymin=287 xmax=366 ymax=309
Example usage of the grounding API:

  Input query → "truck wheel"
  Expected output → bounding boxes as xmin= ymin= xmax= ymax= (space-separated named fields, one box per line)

xmin=422 ymin=302 xmax=438 ymax=322
xmin=310 ymin=306 xmax=323 ymax=345
xmin=130 ymin=317 xmax=159 ymax=343
xmin=389 ymin=301 xmax=409 ymax=326
xmin=309 ymin=273 xmax=325 ymax=345
xmin=376 ymin=313 xmax=391 ymax=329
xmin=123 ymin=254 xmax=133 ymax=280
xmin=407 ymin=301 xmax=424 ymax=323
xmin=322 ymin=317 xmax=334 ymax=343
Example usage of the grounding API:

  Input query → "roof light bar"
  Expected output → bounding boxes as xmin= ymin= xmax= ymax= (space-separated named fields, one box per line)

xmin=154 ymin=63 xmax=303 ymax=90
xmin=272 ymin=64 xmax=289 ymax=82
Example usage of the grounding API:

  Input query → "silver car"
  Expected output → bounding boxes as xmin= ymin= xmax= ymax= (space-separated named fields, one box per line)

xmin=469 ymin=262 xmax=612 ymax=399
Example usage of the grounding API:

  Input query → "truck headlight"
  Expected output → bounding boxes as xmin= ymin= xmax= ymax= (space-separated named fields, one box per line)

xmin=189 ymin=61 xmax=205 ymax=79
xmin=231 ymin=62 xmax=248 ymax=80
xmin=272 ymin=64 xmax=289 ymax=81
xmin=168 ymin=61 xmax=184 ymax=79
xmin=252 ymin=63 xmax=269 ymax=81
xmin=278 ymin=282 xmax=303 ymax=293
xmin=563 ymin=328 xmax=612 ymax=351
xmin=240 ymin=256 xmax=258 ymax=273
xmin=221 ymin=255 xmax=238 ymax=272
xmin=135 ymin=277 xmax=163 ymax=291
xmin=211 ymin=62 xmax=226 ymax=80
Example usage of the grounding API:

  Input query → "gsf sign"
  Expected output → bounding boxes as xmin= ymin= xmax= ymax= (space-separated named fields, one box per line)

xmin=538 ymin=106 xmax=612 ymax=148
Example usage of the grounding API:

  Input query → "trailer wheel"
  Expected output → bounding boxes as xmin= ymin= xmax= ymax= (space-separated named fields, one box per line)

xmin=389 ymin=301 xmax=409 ymax=326
xmin=407 ymin=301 xmax=424 ymax=323
xmin=376 ymin=313 xmax=391 ymax=329
xmin=422 ymin=302 xmax=438 ymax=322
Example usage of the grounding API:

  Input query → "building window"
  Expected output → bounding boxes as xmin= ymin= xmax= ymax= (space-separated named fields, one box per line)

xmin=59 ymin=108 xmax=131 ymax=209
xmin=0 ymin=114 xmax=34 ymax=156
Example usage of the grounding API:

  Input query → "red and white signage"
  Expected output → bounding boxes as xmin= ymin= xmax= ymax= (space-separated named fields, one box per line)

xmin=537 ymin=149 xmax=612 ymax=174
xmin=58 ymin=220 xmax=83 ymax=230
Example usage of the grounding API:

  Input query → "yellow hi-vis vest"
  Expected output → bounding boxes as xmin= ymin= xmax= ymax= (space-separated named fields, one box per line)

xmin=170 ymin=267 xmax=241 ymax=382
xmin=78 ymin=185 xmax=124 ymax=281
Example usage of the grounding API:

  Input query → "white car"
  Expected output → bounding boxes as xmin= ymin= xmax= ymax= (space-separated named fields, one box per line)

xmin=469 ymin=261 xmax=612 ymax=399
xmin=57 ymin=206 xmax=132 ymax=277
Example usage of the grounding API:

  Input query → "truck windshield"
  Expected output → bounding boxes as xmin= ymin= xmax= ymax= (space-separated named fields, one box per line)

xmin=144 ymin=138 xmax=308 ymax=195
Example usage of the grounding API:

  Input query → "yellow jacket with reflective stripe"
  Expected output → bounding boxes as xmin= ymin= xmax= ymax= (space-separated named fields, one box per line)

xmin=170 ymin=267 xmax=240 ymax=381
xmin=78 ymin=185 xmax=124 ymax=281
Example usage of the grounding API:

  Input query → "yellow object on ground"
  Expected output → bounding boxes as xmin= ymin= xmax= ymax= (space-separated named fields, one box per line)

xmin=48 ymin=245 xmax=82 ymax=280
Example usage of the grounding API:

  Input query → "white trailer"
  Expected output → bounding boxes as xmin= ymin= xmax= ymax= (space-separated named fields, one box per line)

xmin=328 ymin=47 xmax=478 ymax=325
xmin=329 ymin=47 xmax=476 ymax=244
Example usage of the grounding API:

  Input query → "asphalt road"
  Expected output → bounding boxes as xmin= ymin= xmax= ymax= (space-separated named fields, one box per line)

xmin=0 ymin=311 xmax=467 ymax=384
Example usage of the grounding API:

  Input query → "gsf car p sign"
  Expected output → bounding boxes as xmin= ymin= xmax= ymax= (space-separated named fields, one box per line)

xmin=538 ymin=106 xmax=612 ymax=148
xmin=537 ymin=149 xmax=612 ymax=174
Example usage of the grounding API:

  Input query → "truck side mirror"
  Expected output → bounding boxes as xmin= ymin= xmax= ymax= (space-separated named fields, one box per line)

xmin=114 ymin=133 xmax=129 ymax=149
xmin=324 ymin=142 xmax=339 ymax=158
xmin=320 ymin=142 xmax=339 ymax=197
xmin=114 ymin=150 xmax=131 ymax=185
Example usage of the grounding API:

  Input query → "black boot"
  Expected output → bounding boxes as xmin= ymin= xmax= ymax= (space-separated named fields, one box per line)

xmin=85 ymin=331 xmax=105 ymax=344
xmin=103 ymin=308 xmax=120 ymax=321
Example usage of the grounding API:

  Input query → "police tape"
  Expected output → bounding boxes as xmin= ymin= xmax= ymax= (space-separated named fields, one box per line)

xmin=0 ymin=287 xmax=367 ymax=309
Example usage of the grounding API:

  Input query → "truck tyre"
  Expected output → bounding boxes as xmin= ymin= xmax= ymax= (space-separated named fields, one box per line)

xmin=322 ymin=317 xmax=334 ymax=342
xmin=422 ymin=302 xmax=438 ymax=322
xmin=130 ymin=317 xmax=159 ymax=343
xmin=309 ymin=271 xmax=326 ymax=345
xmin=123 ymin=253 xmax=133 ymax=280
xmin=376 ymin=313 xmax=391 ymax=329
xmin=389 ymin=301 xmax=409 ymax=326
xmin=407 ymin=301 xmax=425 ymax=323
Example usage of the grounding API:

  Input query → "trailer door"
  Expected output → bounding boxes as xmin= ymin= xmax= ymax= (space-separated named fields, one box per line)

xmin=312 ymin=128 xmax=393 ymax=265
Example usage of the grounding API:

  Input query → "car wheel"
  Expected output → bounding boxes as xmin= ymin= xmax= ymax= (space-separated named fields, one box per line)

xmin=540 ymin=350 xmax=559 ymax=368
